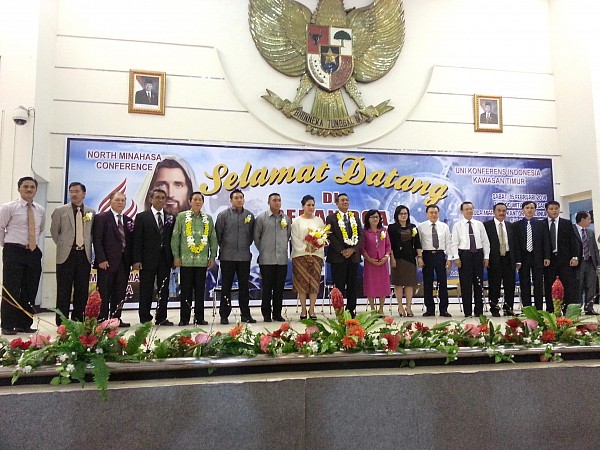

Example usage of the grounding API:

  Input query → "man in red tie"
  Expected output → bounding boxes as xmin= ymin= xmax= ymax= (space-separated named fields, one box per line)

xmin=92 ymin=192 xmax=133 ymax=326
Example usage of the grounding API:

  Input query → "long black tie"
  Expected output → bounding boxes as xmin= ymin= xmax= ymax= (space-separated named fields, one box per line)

xmin=157 ymin=211 xmax=164 ymax=239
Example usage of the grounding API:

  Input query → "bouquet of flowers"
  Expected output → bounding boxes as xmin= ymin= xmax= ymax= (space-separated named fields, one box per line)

xmin=304 ymin=224 xmax=331 ymax=253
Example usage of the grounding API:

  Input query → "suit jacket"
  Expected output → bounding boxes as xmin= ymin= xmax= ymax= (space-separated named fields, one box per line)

xmin=92 ymin=211 xmax=133 ymax=272
xmin=134 ymin=89 xmax=158 ymax=105
xmin=133 ymin=209 xmax=174 ymax=269
xmin=479 ymin=112 xmax=498 ymax=124
xmin=573 ymin=225 xmax=599 ymax=267
xmin=545 ymin=217 xmax=579 ymax=266
xmin=50 ymin=204 xmax=95 ymax=264
xmin=483 ymin=219 xmax=518 ymax=269
xmin=514 ymin=218 xmax=551 ymax=266
xmin=325 ymin=211 xmax=364 ymax=264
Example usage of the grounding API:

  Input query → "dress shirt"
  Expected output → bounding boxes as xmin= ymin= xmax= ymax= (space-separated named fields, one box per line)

xmin=494 ymin=218 xmax=510 ymax=252
xmin=215 ymin=207 xmax=254 ymax=261
xmin=111 ymin=209 xmax=125 ymax=225
xmin=254 ymin=210 xmax=292 ymax=265
xmin=546 ymin=217 xmax=558 ymax=253
xmin=451 ymin=218 xmax=490 ymax=259
xmin=151 ymin=206 xmax=165 ymax=227
xmin=417 ymin=220 xmax=452 ymax=257
xmin=0 ymin=199 xmax=46 ymax=247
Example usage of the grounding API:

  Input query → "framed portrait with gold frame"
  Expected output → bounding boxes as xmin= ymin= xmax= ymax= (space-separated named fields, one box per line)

xmin=474 ymin=94 xmax=502 ymax=132
xmin=128 ymin=70 xmax=166 ymax=115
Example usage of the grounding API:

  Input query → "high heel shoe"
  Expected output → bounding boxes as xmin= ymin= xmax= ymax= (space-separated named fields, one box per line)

xmin=398 ymin=306 xmax=406 ymax=317
xmin=405 ymin=308 xmax=414 ymax=317
xmin=300 ymin=314 xmax=308 ymax=320
xmin=309 ymin=314 xmax=317 ymax=320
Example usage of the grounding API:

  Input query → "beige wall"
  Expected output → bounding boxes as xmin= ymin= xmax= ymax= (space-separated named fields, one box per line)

xmin=0 ymin=0 xmax=598 ymax=307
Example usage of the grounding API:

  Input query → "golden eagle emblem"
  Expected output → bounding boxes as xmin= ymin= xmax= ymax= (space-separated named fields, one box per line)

xmin=249 ymin=0 xmax=405 ymax=136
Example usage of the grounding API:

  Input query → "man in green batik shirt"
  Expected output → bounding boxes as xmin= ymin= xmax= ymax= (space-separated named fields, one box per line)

xmin=171 ymin=191 xmax=218 ymax=326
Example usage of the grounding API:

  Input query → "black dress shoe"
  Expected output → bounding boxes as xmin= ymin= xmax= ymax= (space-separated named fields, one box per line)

xmin=440 ymin=312 xmax=452 ymax=318
xmin=118 ymin=320 xmax=131 ymax=328
xmin=263 ymin=317 xmax=272 ymax=322
xmin=491 ymin=311 xmax=501 ymax=317
xmin=504 ymin=309 xmax=517 ymax=316
xmin=464 ymin=314 xmax=472 ymax=318
xmin=585 ymin=310 xmax=600 ymax=316
xmin=1 ymin=328 xmax=17 ymax=335
xmin=220 ymin=317 xmax=229 ymax=325
xmin=195 ymin=320 xmax=208 ymax=326
xmin=241 ymin=316 xmax=257 ymax=324
xmin=15 ymin=327 xmax=37 ymax=333
xmin=178 ymin=321 xmax=189 ymax=326
xmin=273 ymin=316 xmax=285 ymax=322
xmin=156 ymin=320 xmax=175 ymax=326
xmin=423 ymin=311 xmax=435 ymax=317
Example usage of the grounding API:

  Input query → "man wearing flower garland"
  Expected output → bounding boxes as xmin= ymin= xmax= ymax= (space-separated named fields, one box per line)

xmin=133 ymin=188 xmax=175 ymax=326
xmin=254 ymin=193 xmax=292 ymax=322
xmin=215 ymin=189 xmax=256 ymax=324
xmin=326 ymin=193 xmax=364 ymax=318
xmin=50 ymin=182 xmax=95 ymax=325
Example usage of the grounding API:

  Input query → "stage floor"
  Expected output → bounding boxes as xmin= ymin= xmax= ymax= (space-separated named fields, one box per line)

xmin=3 ymin=301 xmax=594 ymax=340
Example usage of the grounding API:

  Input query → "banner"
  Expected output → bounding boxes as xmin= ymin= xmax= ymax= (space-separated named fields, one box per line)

xmin=66 ymin=138 xmax=554 ymax=301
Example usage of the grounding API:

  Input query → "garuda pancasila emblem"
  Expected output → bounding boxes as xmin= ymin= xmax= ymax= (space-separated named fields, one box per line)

xmin=249 ymin=0 xmax=405 ymax=136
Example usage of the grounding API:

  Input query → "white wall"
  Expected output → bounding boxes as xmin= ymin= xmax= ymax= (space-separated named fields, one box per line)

xmin=1 ymin=0 xmax=598 ymax=307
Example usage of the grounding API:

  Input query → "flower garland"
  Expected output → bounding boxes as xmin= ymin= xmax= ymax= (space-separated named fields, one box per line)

xmin=337 ymin=212 xmax=359 ymax=246
xmin=185 ymin=211 xmax=209 ymax=254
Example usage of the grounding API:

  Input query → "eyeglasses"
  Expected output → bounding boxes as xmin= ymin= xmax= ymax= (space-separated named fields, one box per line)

xmin=398 ymin=212 xmax=408 ymax=215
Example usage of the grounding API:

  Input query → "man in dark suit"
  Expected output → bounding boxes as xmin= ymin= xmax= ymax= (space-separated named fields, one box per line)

xmin=484 ymin=203 xmax=519 ymax=316
xmin=480 ymin=102 xmax=498 ymax=124
xmin=573 ymin=211 xmax=600 ymax=314
xmin=134 ymin=79 xmax=159 ymax=105
xmin=325 ymin=193 xmax=363 ymax=317
xmin=514 ymin=201 xmax=551 ymax=310
xmin=92 ymin=192 xmax=133 ymax=326
xmin=50 ymin=182 xmax=95 ymax=325
xmin=543 ymin=201 xmax=579 ymax=311
xmin=133 ymin=188 xmax=175 ymax=326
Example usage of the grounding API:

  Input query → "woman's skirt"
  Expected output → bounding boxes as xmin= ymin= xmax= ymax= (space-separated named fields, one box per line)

xmin=292 ymin=255 xmax=323 ymax=294
xmin=390 ymin=258 xmax=417 ymax=287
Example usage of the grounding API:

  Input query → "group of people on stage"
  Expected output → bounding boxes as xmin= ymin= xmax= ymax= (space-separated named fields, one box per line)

xmin=1 ymin=175 xmax=598 ymax=335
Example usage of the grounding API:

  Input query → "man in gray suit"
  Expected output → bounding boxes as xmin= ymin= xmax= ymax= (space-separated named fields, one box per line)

xmin=573 ymin=211 xmax=600 ymax=315
xmin=50 ymin=182 xmax=95 ymax=324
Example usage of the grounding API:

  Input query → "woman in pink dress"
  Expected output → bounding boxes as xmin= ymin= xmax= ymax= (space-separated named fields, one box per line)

xmin=360 ymin=209 xmax=392 ymax=314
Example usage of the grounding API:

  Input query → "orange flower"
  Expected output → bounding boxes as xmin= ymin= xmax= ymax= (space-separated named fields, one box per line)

xmin=383 ymin=316 xmax=394 ymax=325
xmin=556 ymin=317 xmax=573 ymax=328
xmin=228 ymin=324 xmax=244 ymax=338
xmin=345 ymin=319 xmax=360 ymax=327
xmin=280 ymin=322 xmax=290 ymax=332
xmin=348 ymin=325 xmax=366 ymax=340
xmin=119 ymin=338 xmax=127 ymax=347
xmin=341 ymin=336 xmax=357 ymax=349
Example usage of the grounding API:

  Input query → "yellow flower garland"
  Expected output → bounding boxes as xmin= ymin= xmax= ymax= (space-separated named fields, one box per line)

xmin=185 ymin=211 xmax=210 ymax=254
xmin=337 ymin=212 xmax=359 ymax=246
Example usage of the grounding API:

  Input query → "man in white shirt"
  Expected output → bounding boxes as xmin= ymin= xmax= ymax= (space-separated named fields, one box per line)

xmin=417 ymin=205 xmax=453 ymax=317
xmin=0 ymin=177 xmax=45 ymax=335
xmin=451 ymin=202 xmax=490 ymax=317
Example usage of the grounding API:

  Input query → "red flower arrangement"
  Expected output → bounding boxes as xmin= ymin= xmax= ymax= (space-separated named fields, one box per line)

xmin=541 ymin=330 xmax=556 ymax=343
xmin=331 ymin=287 xmax=345 ymax=311
xmin=341 ymin=336 xmax=357 ymax=349
xmin=78 ymin=334 xmax=99 ymax=348
xmin=10 ymin=338 xmax=31 ymax=350
xmin=85 ymin=290 xmax=102 ymax=319
xmin=383 ymin=333 xmax=399 ymax=352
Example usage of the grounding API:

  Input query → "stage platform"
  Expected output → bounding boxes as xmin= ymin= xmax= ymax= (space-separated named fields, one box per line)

xmin=2 ymin=305 xmax=600 ymax=449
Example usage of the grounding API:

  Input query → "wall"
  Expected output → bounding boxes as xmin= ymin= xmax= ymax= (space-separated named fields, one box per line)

xmin=0 ymin=0 xmax=598 ymax=307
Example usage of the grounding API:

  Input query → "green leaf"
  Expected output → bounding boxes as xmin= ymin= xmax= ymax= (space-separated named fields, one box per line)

xmin=90 ymin=355 xmax=110 ymax=400
xmin=521 ymin=306 xmax=542 ymax=322
xmin=125 ymin=322 xmax=153 ymax=355
xmin=50 ymin=376 xmax=62 ymax=385
xmin=565 ymin=304 xmax=582 ymax=319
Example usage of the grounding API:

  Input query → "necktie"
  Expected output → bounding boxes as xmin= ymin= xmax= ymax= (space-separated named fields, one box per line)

xmin=582 ymin=228 xmax=590 ymax=259
xmin=526 ymin=220 xmax=533 ymax=252
xmin=117 ymin=214 xmax=126 ymax=250
xmin=75 ymin=206 xmax=84 ymax=248
xmin=468 ymin=221 xmax=477 ymax=252
xmin=157 ymin=211 xmax=164 ymax=238
xmin=343 ymin=212 xmax=351 ymax=234
xmin=147 ymin=92 xmax=151 ymax=102
xmin=27 ymin=203 xmax=36 ymax=251
xmin=498 ymin=222 xmax=506 ymax=257
xmin=550 ymin=219 xmax=556 ymax=253
xmin=432 ymin=223 xmax=439 ymax=249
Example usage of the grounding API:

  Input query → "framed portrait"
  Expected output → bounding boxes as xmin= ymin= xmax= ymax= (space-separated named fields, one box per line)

xmin=128 ymin=70 xmax=166 ymax=115
xmin=474 ymin=94 xmax=502 ymax=132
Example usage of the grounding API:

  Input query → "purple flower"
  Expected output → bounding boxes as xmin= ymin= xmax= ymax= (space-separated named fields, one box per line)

xmin=194 ymin=333 xmax=211 ymax=345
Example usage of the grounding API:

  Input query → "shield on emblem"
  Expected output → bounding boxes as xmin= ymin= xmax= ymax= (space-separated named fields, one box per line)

xmin=307 ymin=25 xmax=353 ymax=92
